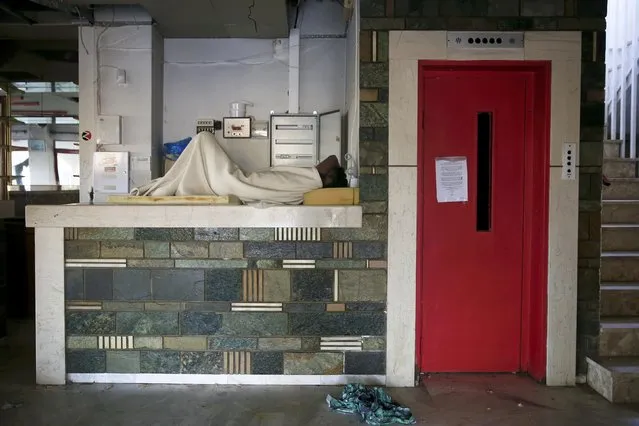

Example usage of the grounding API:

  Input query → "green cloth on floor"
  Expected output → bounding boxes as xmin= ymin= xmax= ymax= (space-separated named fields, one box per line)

xmin=326 ymin=384 xmax=417 ymax=425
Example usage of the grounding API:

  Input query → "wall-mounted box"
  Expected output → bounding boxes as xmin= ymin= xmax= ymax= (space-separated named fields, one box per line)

xmin=96 ymin=115 xmax=122 ymax=145
xmin=223 ymin=117 xmax=252 ymax=138
xmin=270 ymin=114 xmax=319 ymax=167
xmin=93 ymin=151 xmax=129 ymax=194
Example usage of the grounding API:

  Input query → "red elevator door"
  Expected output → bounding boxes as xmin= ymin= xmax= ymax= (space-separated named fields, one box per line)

xmin=420 ymin=70 xmax=529 ymax=372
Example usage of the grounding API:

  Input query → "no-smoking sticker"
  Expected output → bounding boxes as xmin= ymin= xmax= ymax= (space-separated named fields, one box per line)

xmin=82 ymin=130 xmax=92 ymax=141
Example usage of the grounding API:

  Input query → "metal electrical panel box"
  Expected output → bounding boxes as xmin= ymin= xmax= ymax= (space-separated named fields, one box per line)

xmin=319 ymin=110 xmax=343 ymax=165
xmin=270 ymin=114 xmax=319 ymax=167
xmin=96 ymin=115 xmax=122 ymax=145
xmin=93 ymin=151 xmax=129 ymax=194
xmin=223 ymin=117 xmax=252 ymax=138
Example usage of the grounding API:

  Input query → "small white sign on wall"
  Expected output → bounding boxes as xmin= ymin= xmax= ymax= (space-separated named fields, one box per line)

xmin=435 ymin=157 xmax=468 ymax=203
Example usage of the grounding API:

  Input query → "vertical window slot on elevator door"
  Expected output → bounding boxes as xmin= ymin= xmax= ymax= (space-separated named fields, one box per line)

xmin=477 ymin=112 xmax=492 ymax=232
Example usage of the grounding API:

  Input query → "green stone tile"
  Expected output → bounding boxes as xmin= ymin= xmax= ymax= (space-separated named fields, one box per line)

xmin=77 ymin=228 xmax=134 ymax=240
xmin=171 ymin=242 xmax=209 ymax=258
xmin=181 ymin=351 xmax=224 ymax=374
xmin=164 ymin=336 xmax=207 ymax=350
xmin=301 ymin=337 xmax=321 ymax=351
xmin=209 ymin=242 xmax=244 ymax=259
xmin=66 ymin=312 xmax=115 ymax=334
xmin=144 ymin=241 xmax=170 ymax=258
xmin=220 ymin=313 xmax=288 ymax=336
xmin=359 ymin=174 xmax=388 ymax=201
xmin=65 ymin=241 xmax=100 ymax=259
xmin=360 ymin=62 xmax=388 ymax=88
xmin=116 ymin=312 xmax=178 ymax=335
xmin=106 ymin=351 xmax=140 ymax=373
xmin=140 ymin=351 xmax=180 ymax=373
xmin=101 ymin=241 xmax=144 ymax=258
xmin=67 ymin=350 xmax=106 ymax=373
xmin=175 ymin=259 xmax=248 ymax=268
xmin=315 ymin=260 xmax=368 ymax=269
xmin=239 ymin=228 xmax=274 ymax=241
xmin=134 ymin=336 xmax=163 ymax=349
xmin=144 ymin=302 xmax=184 ymax=311
xmin=360 ymin=103 xmax=388 ymax=127
xmin=321 ymin=215 xmax=387 ymax=241
xmin=102 ymin=302 xmax=145 ymax=311
xmin=67 ymin=336 xmax=97 ymax=349
xmin=283 ymin=353 xmax=343 ymax=375
xmin=377 ymin=30 xmax=388 ymax=62
xmin=258 ymin=337 xmax=301 ymax=351
xmin=361 ymin=201 xmax=387 ymax=214
xmin=135 ymin=228 xmax=194 ymax=241
xmin=128 ymin=259 xmax=175 ymax=268
xmin=339 ymin=270 xmax=386 ymax=301
xmin=249 ymin=259 xmax=283 ymax=269
xmin=184 ymin=302 xmax=231 ymax=312
xmin=362 ymin=336 xmax=386 ymax=351
xmin=194 ymin=228 xmax=239 ymax=241
xmin=208 ymin=337 xmax=258 ymax=350
xmin=360 ymin=140 xmax=388 ymax=166
xmin=263 ymin=270 xmax=291 ymax=302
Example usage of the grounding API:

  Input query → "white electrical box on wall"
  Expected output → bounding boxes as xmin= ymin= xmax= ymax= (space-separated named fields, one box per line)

xmin=223 ymin=117 xmax=252 ymax=139
xmin=96 ymin=115 xmax=122 ymax=145
xmin=93 ymin=151 xmax=129 ymax=194
xmin=196 ymin=118 xmax=216 ymax=134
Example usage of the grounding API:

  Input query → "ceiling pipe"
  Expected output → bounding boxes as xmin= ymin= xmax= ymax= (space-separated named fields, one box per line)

xmin=288 ymin=28 xmax=300 ymax=114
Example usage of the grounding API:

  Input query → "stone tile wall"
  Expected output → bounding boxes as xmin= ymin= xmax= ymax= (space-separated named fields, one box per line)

xmin=64 ymin=226 xmax=387 ymax=375
xmin=359 ymin=0 xmax=605 ymax=375
xmin=0 ymin=221 xmax=7 ymax=339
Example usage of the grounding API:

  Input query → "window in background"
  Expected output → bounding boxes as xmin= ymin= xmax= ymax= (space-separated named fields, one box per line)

xmin=13 ymin=82 xmax=79 ymax=93
xmin=11 ymin=140 xmax=29 ymax=186
xmin=55 ymin=141 xmax=79 ymax=186
xmin=54 ymin=117 xmax=79 ymax=124
xmin=16 ymin=117 xmax=53 ymax=125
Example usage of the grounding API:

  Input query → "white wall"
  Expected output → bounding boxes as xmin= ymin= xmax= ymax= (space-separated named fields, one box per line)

xmin=345 ymin=0 xmax=359 ymax=180
xmin=78 ymin=25 xmax=164 ymax=201
xmin=163 ymin=0 xmax=347 ymax=173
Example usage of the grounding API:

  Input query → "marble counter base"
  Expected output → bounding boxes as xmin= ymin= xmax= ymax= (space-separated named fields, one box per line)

xmin=68 ymin=373 xmax=386 ymax=385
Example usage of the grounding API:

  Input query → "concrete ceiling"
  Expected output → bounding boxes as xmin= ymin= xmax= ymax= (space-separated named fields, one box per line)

xmin=63 ymin=0 xmax=291 ymax=38
xmin=0 ymin=0 xmax=292 ymax=84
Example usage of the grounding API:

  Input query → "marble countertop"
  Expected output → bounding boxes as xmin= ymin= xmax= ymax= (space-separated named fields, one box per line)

xmin=25 ymin=203 xmax=363 ymax=228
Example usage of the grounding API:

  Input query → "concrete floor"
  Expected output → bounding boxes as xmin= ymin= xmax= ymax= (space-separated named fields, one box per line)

xmin=2 ymin=320 xmax=639 ymax=426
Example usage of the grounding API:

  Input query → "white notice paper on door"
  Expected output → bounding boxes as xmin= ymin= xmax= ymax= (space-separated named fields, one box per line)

xmin=435 ymin=157 xmax=468 ymax=203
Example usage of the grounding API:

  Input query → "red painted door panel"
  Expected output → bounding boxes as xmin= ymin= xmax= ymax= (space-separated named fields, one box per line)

xmin=420 ymin=71 xmax=528 ymax=372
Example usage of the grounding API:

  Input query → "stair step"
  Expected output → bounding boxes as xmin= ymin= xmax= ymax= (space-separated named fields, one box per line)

xmin=601 ymin=283 xmax=639 ymax=316
xmin=587 ymin=356 xmax=639 ymax=402
xmin=601 ymin=253 xmax=639 ymax=282
xmin=600 ymin=317 xmax=639 ymax=356
xmin=604 ymin=158 xmax=638 ymax=178
xmin=603 ymin=224 xmax=639 ymax=251
xmin=604 ymin=140 xmax=622 ymax=159
xmin=603 ymin=179 xmax=639 ymax=200
xmin=603 ymin=200 xmax=639 ymax=224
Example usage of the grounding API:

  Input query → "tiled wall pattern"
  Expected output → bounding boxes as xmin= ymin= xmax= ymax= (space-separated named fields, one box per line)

xmin=0 ymin=220 xmax=7 ymax=339
xmin=359 ymin=0 xmax=605 ymax=374
xmin=64 ymin=227 xmax=387 ymax=375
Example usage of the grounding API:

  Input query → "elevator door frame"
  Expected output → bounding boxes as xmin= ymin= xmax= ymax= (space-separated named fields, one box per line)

xmin=416 ymin=61 xmax=551 ymax=381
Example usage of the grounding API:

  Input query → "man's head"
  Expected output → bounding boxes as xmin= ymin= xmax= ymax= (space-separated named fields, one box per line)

xmin=316 ymin=155 xmax=348 ymax=188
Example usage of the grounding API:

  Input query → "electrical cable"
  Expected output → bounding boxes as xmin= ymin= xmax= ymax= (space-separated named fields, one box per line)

xmin=248 ymin=0 xmax=258 ymax=33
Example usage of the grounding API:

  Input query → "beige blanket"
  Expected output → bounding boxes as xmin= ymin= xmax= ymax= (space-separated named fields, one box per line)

xmin=132 ymin=132 xmax=323 ymax=205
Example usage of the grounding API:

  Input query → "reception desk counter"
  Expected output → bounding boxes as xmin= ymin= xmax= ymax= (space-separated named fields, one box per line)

xmin=26 ymin=203 xmax=388 ymax=386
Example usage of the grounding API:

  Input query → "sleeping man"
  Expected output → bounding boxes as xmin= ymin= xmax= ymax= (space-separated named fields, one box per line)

xmin=132 ymin=131 xmax=348 ymax=205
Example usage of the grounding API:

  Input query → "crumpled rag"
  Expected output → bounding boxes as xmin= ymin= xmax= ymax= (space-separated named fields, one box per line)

xmin=326 ymin=384 xmax=417 ymax=425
